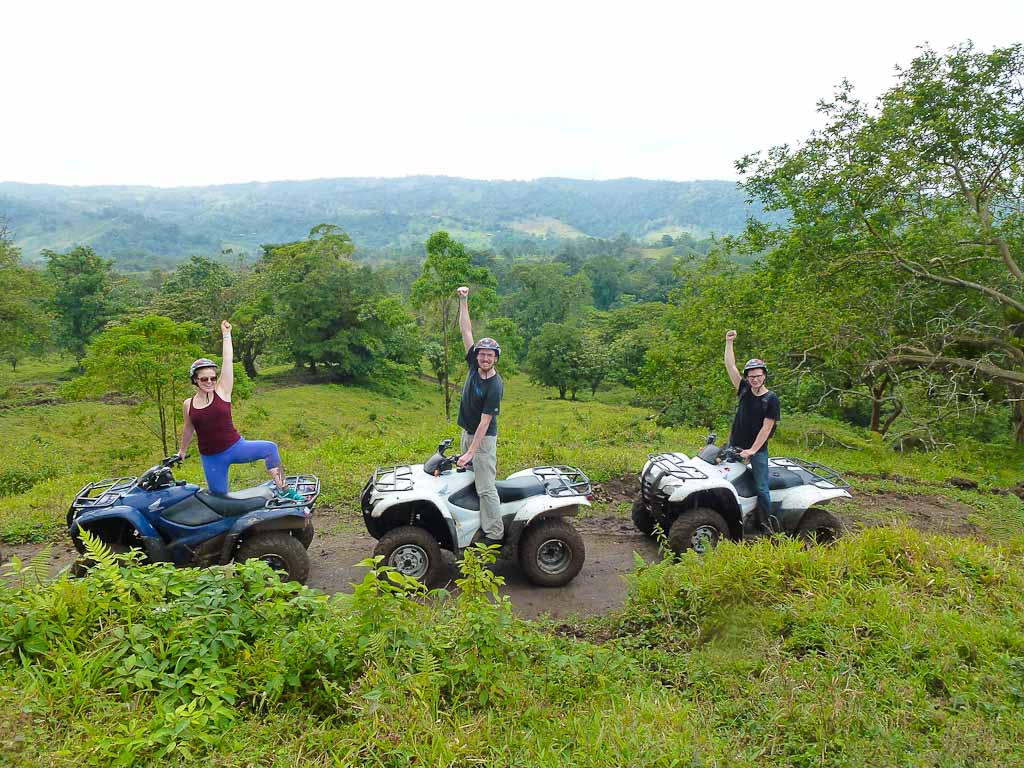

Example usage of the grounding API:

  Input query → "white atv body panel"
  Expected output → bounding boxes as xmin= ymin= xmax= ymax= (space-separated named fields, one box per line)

xmin=652 ymin=451 xmax=849 ymax=526
xmin=368 ymin=463 xmax=590 ymax=550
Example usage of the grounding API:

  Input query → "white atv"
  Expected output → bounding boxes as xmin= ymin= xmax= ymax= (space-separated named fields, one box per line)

xmin=633 ymin=434 xmax=850 ymax=554
xmin=361 ymin=438 xmax=591 ymax=587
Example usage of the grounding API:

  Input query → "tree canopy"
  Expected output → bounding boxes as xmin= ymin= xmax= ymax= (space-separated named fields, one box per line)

xmin=737 ymin=42 xmax=1024 ymax=443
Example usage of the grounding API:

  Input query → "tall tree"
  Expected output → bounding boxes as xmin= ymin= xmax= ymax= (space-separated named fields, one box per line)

xmin=150 ymin=255 xmax=234 ymax=345
xmin=0 ymin=221 xmax=51 ymax=369
xmin=410 ymin=231 xmax=496 ymax=421
xmin=265 ymin=225 xmax=420 ymax=382
xmin=44 ymin=246 xmax=114 ymax=367
xmin=738 ymin=42 xmax=1024 ymax=442
xmin=62 ymin=316 xmax=205 ymax=454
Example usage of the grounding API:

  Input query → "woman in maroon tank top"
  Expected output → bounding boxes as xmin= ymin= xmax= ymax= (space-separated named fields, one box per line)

xmin=176 ymin=320 xmax=303 ymax=499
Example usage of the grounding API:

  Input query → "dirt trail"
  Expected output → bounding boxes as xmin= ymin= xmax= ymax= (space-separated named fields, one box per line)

xmin=2 ymin=478 xmax=998 ymax=621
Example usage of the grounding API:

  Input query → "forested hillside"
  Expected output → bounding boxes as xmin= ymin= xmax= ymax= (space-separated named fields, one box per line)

xmin=0 ymin=176 xmax=772 ymax=267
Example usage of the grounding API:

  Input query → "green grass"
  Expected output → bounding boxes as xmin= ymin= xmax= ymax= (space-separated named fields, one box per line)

xmin=3 ymin=360 xmax=1024 ymax=764
xmin=2 ymin=528 xmax=1022 ymax=766
xmin=1 ymin=363 xmax=1022 ymax=543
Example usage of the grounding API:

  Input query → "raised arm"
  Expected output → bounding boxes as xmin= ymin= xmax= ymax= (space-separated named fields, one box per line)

xmin=724 ymin=330 xmax=741 ymax=390
xmin=457 ymin=286 xmax=474 ymax=353
xmin=217 ymin=320 xmax=234 ymax=399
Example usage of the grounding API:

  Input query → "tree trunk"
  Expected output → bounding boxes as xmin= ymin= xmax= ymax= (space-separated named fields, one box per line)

xmin=558 ymin=385 xmax=566 ymax=399
xmin=1014 ymin=387 xmax=1024 ymax=445
xmin=242 ymin=348 xmax=257 ymax=379
xmin=441 ymin=300 xmax=451 ymax=422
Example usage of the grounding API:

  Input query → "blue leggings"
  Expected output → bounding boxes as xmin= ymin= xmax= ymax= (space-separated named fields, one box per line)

xmin=200 ymin=437 xmax=282 ymax=494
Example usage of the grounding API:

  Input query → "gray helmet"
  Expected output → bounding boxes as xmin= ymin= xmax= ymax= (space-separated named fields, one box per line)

xmin=475 ymin=337 xmax=501 ymax=359
xmin=742 ymin=358 xmax=768 ymax=377
xmin=189 ymin=358 xmax=218 ymax=384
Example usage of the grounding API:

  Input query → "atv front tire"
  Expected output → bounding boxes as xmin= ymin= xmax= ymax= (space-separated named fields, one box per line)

xmin=518 ymin=518 xmax=585 ymax=587
xmin=797 ymin=508 xmax=843 ymax=545
xmin=70 ymin=541 xmax=132 ymax=578
xmin=236 ymin=532 xmax=310 ymax=583
xmin=631 ymin=495 xmax=657 ymax=537
xmin=374 ymin=526 xmax=446 ymax=587
xmin=668 ymin=507 xmax=729 ymax=555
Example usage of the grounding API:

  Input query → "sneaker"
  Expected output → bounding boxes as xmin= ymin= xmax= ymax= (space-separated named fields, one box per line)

xmin=276 ymin=487 xmax=304 ymax=502
xmin=479 ymin=535 xmax=504 ymax=547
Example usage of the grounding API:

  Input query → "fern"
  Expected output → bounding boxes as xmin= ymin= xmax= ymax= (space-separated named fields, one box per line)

xmin=1 ymin=544 xmax=52 ymax=588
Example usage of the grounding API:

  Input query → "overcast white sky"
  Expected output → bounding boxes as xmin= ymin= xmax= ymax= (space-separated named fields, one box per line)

xmin=2 ymin=1 xmax=1021 ymax=187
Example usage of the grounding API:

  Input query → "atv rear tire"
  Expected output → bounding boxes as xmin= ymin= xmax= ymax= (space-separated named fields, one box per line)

xmin=293 ymin=523 xmax=314 ymax=549
xmin=374 ymin=526 xmax=446 ymax=587
xmin=797 ymin=508 xmax=843 ymax=545
xmin=236 ymin=532 xmax=310 ymax=583
xmin=518 ymin=518 xmax=585 ymax=587
xmin=668 ymin=507 xmax=729 ymax=555
xmin=631 ymin=495 xmax=657 ymax=537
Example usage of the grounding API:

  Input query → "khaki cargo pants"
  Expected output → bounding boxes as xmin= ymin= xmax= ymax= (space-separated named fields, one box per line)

xmin=460 ymin=430 xmax=502 ymax=538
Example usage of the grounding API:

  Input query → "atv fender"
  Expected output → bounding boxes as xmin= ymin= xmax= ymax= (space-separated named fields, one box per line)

xmin=665 ymin=482 xmax=744 ymax=539
xmin=513 ymin=495 xmax=589 ymax=519
xmin=366 ymin=499 xmax=458 ymax=551
xmin=497 ymin=499 xmax=588 ymax=549
xmin=69 ymin=505 xmax=172 ymax=563
xmin=219 ymin=507 xmax=312 ymax=564
xmin=778 ymin=487 xmax=851 ymax=512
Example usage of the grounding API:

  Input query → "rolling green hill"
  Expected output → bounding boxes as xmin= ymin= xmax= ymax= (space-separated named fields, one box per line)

xmin=0 ymin=176 xmax=777 ymax=265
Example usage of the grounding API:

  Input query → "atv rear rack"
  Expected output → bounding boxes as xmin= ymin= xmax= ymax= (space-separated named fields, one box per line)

xmin=531 ymin=466 xmax=592 ymax=498
xmin=71 ymin=476 xmax=138 ymax=511
xmin=371 ymin=465 xmax=415 ymax=493
xmin=771 ymin=458 xmax=850 ymax=490
xmin=274 ymin=474 xmax=321 ymax=508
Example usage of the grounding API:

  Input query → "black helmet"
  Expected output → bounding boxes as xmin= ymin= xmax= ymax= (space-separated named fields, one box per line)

xmin=742 ymin=358 xmax=768 ymax=377
xmin=189 ymin=358 xmax=218 ymax=384
xmin=475 ymin=337 xmax=501 ymax=359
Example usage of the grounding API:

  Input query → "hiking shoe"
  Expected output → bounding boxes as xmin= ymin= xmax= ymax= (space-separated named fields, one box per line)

xmin=276 ymin=487 xmax=305 ymax=502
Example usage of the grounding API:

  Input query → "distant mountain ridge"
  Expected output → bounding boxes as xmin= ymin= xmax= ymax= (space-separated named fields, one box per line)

xmin=0 ymin=176 xmax=773 ymax=265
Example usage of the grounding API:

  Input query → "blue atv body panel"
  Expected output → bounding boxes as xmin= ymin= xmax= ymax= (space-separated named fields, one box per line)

xmin=69 ymin=468 xmax=319 ymax=568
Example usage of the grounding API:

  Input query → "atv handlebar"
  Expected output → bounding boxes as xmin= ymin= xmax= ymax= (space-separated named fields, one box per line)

xmin=162 ymin=455 xmax=183 ymax=468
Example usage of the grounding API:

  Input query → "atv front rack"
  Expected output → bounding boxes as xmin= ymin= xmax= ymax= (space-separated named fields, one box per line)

xmin=640 ymin=453 xmax=708 ymax=506
xmin=646 ymin=453 xmax=708 ymax=482
xmin=71 ymin=476 xmax=138 ymax=511
xmin=371 ymin=464 xmax=415 ymax=493
xmin=531 ymin=466 xmax=592 ymax=498
xmin=771 ymin=458 xmax=850 ymax=490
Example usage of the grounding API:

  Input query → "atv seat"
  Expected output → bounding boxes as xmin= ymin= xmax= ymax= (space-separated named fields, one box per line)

xmin=197 ymin=487 xmax=275 ymax=516
xmin=447 ymin=476 xmax=546 ymax=511
xmin=768 ymin=468 xmax=804 ymax=491
xmin=495 ymin=476 xmax=546 ymax=503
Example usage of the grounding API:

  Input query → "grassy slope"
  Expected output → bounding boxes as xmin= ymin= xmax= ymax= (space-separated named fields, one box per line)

xmin=2 ymin=363 xmax=1023 ymax=543
xmin=2 ymin=362 xmax=1024 ymax=765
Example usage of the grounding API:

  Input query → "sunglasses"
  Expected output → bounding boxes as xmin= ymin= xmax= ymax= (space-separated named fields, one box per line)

xmin=196 ymin=376 xmax=216 ymax=383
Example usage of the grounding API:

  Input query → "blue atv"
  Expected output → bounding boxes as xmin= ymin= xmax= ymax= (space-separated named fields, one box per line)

xmin=67 ymin=455 xmax=319 ymax=583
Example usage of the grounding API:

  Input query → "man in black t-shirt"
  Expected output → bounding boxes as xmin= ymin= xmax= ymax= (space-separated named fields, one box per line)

xmin=724 ymin=330 xmax=781 ymax=534
xmin=456 ymin=286 xmax=505 ymax=545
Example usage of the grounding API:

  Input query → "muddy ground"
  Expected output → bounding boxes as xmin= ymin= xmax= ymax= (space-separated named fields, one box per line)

xmin=3 ymin=476 xmax=1004 ymax=620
